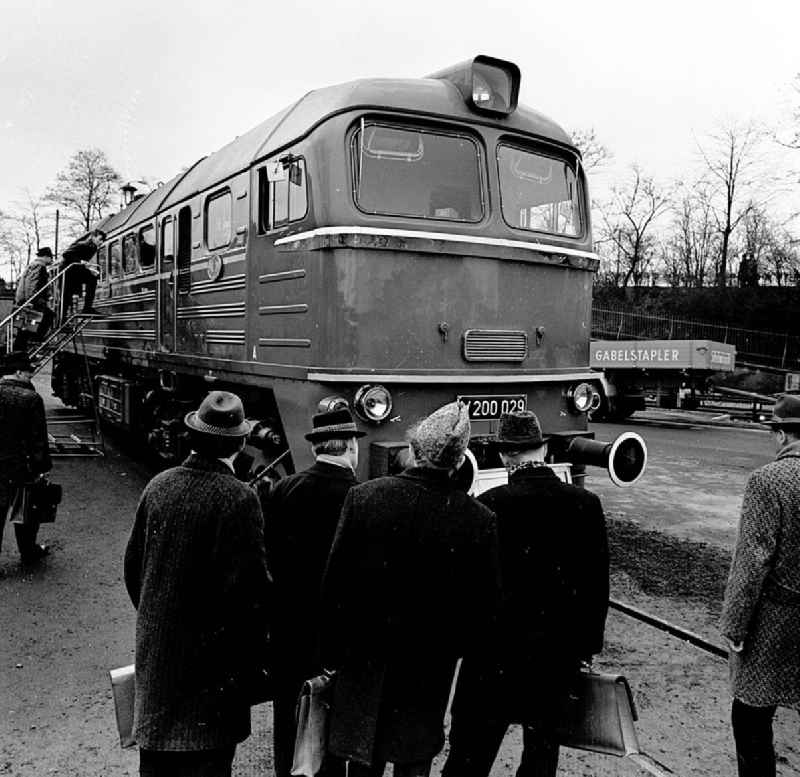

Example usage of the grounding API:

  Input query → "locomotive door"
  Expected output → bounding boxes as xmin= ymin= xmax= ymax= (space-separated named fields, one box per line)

xmin=158 ymin=214 xmax=176 ymax=351
xmin=158 ymin=206 xmax=192 ymax=352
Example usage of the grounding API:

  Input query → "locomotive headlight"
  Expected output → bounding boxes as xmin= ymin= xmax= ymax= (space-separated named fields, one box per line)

xmin=568 ymin=382 xmax=595 ymax=414
xmin=317 ymin=396 xmax=349 ymax=413
xmin=354 ymin=384 xmax=393 ymax=423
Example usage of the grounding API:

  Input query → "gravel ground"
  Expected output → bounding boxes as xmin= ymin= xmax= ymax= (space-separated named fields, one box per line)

xmin=0 ymin=380 xmax=797 ymax=776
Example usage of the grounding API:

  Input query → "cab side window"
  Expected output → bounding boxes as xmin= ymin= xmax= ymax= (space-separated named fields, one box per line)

xmin=258 ymin=157 xmax=307 ymax=232
xmin=206 ymin=191 xmax=232 ymax=250
xmin=98 ymin=246 xmax=108 ymax=284
xmin=161 ymin=217 xmax=174 ymax=260
xmin=122 ymin=234 xmax=137 ymax=274
xmin=109 ymin=240 xmax=122 ymax=278
xmin=139 ymin=224 xmax=156 ymax=269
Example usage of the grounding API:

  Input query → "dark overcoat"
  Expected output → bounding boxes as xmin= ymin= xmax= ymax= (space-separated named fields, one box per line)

xmin=15 ymin=259 xmax=50 ymax=305
xmin=124 ymin=454 xmax=272 ymax=750
xmin=450 ymin=465 xmax=609 ymax=722
xmin=0 ymin=376 xmax=51 ymax=485
xmin=320 ymin=466 xmax=501 ymax=765
xmin=265 ymin=460 xmax=358 ymax=676
xmin=720 ymin=439 xmax=800 ymax=709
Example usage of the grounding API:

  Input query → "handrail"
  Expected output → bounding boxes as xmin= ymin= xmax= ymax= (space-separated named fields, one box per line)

xmin=0 ymin=264 xmax=75 ymax=329
xmin=2 ymin=263 xmax=92 ymax=352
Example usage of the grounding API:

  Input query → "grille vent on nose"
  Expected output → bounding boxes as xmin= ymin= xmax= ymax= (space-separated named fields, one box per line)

xmin=463 ymin=329 xmax=528 ymax=362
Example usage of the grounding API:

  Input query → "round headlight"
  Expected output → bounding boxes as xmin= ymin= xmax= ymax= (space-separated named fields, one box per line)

xmin=568 ymin=382 xmax=594 ymax=413
xmin=317 ymin=395 xmax=349 ymax=413
xmin=354 ymin=384 xmax=393 ymax=423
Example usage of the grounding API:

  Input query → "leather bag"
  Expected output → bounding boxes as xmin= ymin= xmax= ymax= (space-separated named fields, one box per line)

xmin=291 ymin=672 xmax=334 ymax=776
xmin=8 ymin=478 xmax=62 ymax=526
xmin=557 ymin=670 xmax=640 ymax=757
xmin=108 ymin=664 xmax=136 ymax=748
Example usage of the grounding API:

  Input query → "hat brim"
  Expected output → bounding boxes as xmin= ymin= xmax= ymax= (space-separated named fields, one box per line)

xmin=184 ymin=411 xmax=251 ymax=437
xmin=764 ymin=418 xmax=800 ymax=427
xmin=493 ymin=435 xmax=550 ymax=450
xmin=305 ymin=428 xmax=366 ymax=442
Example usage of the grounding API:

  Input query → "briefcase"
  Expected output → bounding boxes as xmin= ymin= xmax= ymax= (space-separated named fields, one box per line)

xmin=557 ymin=670 xmax=640 ymax=757
xmin=109 ymin=664 xmax=136 ymax=748
xmin=291 ymin=672 xmax=334 ymax=776
xmin=9 ymin=478 xmax=62 ymax=526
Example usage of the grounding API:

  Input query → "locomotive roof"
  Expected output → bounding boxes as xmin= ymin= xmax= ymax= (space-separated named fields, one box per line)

xmin=99 ymin=76 xmax=576 ymax=234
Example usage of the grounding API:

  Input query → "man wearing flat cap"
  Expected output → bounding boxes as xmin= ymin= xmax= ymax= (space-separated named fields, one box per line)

xmin=14 ymin=247 xmax=55 ymax=344
xmin=321 ymin=401 xmax=501 ymax=777
xmin=444 ymin=409 xmax=609 ymax=777
xmin=0 ymin=351 xmax=52 ymax=564
xmin=265 ymin=407 xmax=364 ymax=777
xmin=721 ymin=394 xmax=800 ymax=777
xmin=124 ymin=390 xmax=272 ymax=777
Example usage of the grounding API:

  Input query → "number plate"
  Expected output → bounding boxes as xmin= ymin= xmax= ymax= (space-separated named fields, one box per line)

xmin=458 ymin=394 xmax=527 ymax=420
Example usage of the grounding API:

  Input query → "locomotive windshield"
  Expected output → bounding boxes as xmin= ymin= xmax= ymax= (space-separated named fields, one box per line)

xmin=353 ymin=123 xmax=483 ymax=222
xmin=497 ymin=145 xmax=582 ymax=237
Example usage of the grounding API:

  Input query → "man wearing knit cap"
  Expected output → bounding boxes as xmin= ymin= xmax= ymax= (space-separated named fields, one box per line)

xmin=265 ymin=407 xmax=363 ymax=777
xmin=444 ymin=409 xmax=609 ymax=777
xmin=321 ymin=401 xmax=501 ymax=777
xmin=124 ymin=391 xmax=272 ymax=777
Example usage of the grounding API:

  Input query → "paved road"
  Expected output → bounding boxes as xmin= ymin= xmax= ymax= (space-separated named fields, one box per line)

xmin=586 ymin=414 xmax=774 ymax=549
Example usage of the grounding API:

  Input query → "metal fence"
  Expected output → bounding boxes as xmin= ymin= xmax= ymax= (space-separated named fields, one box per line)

xmin=592 ymin=307 xmax=800 ymax=370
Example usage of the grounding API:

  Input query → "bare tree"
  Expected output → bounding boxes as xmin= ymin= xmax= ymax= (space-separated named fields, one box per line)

xmin=697 ymin=121 xmax=766 ymax=287
xmin=665 ymin=181 xmax=718 ymax=287
xmin=571 ymin=128 xmax=612 ymax=172
xmin=0 ymin=210 xmax=28 ymax=285
xmin=598 ymin=165 xmax=672 ymax=289
xmin=775 ymin=73 xmax=800 ymax=150
xmin=46 ymin=148 xmax=121 ymax=234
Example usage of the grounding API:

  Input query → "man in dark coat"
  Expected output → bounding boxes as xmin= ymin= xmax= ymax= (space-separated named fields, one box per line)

xmin=265 ymin=406 xmax=364 ymax=777
xmin=124 ymin=390 xmax=272 ymax=777
xmin=59 ymin=229 xmax=104 ymax=315
xmin=14 ymin=247 xmax=55 ymax=340
xmin=443 ymin=410 xmax=609 ymax=777
xmin=320 ymin=401 xmax=501 ymax=777
xmin=0 ymin=351 xmax=52 ymax=564
xmin=720 ymin=394 xmax=800 ymax=777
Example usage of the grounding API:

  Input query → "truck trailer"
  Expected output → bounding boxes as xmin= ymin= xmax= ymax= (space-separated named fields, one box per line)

xmin=589 ymin=339 xmax=737 ymax=419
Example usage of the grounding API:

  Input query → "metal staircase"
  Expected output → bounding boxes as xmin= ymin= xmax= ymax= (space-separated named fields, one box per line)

xmin=2 ymin=265 xmax=105 ymax=457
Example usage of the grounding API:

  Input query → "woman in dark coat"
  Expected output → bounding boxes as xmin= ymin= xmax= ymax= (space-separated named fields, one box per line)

xmin=320 ymin=401 xmax=501 ymax=777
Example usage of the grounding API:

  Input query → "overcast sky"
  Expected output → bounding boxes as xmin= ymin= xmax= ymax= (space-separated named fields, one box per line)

xmin=2 ymin=0 xmax=799 ymax=231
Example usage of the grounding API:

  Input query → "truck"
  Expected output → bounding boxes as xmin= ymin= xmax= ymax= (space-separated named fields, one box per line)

xmin=589 ymin=339 xmax=737 ymax=420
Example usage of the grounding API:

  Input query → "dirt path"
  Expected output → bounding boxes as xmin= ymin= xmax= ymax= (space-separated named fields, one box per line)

xmin=1 ymin=388 xmax=798 ymax=776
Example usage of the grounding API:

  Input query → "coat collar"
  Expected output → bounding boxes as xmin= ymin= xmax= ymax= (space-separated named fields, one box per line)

xmin=509 ymin=464 xmax=561 ymax=484
xmin=397 ymin=465 xmax=456 ymax=489
xmin=181 ymin=452 xmax=240 ymax=478
xmin=776 ymin=438 xmax=800 ymax=461
xmin=307 ymin=459 xmax=358 ymax=482
xmin=0 ymin=375 xmax=34 ymax=390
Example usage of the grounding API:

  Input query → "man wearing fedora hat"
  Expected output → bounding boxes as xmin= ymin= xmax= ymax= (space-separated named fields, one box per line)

xmin=721 ymin=393 xmax=800 ymax=777
xmin=124 ymin=390 xmax=272 ymax=777
xmin=14 ymin=246 xmax=55 ymax=344
xmin=321 ymin=401 xmax=501 ymax=777
xmin=0 ymin=351 xmax=52 ymax=565
xmin=444 ymin=409 xmax=609 ymax=777
xmin=264 ymin=407 xmax=364 ymax=777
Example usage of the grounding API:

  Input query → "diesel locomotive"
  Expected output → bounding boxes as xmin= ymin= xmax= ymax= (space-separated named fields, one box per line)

xmin=52 ymin=55 xmax=646 ymax=488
